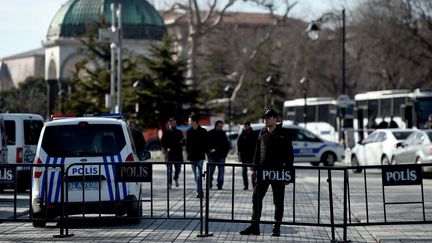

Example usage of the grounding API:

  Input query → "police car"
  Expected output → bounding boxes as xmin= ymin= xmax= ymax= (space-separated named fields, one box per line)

xmin=31 ymin=114 xmax=150 ymax=227
xmin=238 ymin=122 xmax=345 ymax=166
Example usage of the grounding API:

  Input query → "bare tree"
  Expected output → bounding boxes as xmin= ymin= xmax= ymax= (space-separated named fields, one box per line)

xmin=352 ymin=0 xmax=432 ymax=91
xmin=164 ymin=1 xmax=297 ymax=101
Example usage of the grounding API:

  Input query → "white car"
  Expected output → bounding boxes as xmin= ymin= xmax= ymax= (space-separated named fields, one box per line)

xmin=391 ymin=130 xmax=432 ymax=165
xmin=31 ymin=114 xmax=150 ymax=227
xmin=350 ymin=129 xmax=415 ymax=173
xmin=238 ymin=122 xmax=345 ymax=166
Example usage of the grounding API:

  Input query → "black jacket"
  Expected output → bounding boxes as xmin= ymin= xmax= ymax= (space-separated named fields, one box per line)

xmin=237 ymin=128 xmax=257 ymax=163
xmin=161 ymin=127 xmax=184 ymax=162
xmin=186 ymin=126 xmax=208 ymax=161
xmin=207 ymin=129 xmax=229 ymax=160
xmin=253 ymin=123 xmax=294 ymax=170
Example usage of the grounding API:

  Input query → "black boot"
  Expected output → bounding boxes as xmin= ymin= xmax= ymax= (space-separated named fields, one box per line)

xmin=271 ymin=223 xmax=281 ymax=237
xmin=239 ymin=224 xmax=260 ymax=235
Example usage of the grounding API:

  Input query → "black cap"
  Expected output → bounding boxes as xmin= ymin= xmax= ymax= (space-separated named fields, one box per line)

xmin=263 ymin=108 xmax=278 ymax=118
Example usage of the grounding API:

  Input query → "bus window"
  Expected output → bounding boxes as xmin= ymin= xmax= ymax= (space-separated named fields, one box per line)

xmin=416 ymin=98 xmax=432 ymax=126
xmin=368 ymin=99 xmax=378 ymax=117
xmin=307 ymin=106 xmax=316 ymax=122
xmin=381 ymin=98 xmax=391 ymax=116
xmin=318 ymin=104 xmax=330 ymax=123
xmin=393 ymin=97 xmax=405 ymax=116
xmin=294 ymin=106 xmax=304 ymax=123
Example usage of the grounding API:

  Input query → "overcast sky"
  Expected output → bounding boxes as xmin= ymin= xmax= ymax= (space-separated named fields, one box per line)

xmin=0 ymin=0 xmax=354 ymax=58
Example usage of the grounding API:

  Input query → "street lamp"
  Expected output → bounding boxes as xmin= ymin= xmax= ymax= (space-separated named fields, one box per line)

xmin=299 ymin=77 xmax=308 ymax=127
xmin=224 ymin=85 xmax=233 ymax=135
xmin=265 ymin=75 xmax=275 ymax=108
xmin=306 ymin=9 xmax=346 ymax=95
xmin=307 ymin=9 xmax=346 ymax=147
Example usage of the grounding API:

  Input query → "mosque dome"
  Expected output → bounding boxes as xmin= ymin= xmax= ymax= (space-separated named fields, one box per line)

xmin=46 ymin=0 xmax=166 ymax=41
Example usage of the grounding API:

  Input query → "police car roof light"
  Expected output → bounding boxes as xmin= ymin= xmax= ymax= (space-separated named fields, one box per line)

xmin=50 ymin=114 xmax=78 ymax=120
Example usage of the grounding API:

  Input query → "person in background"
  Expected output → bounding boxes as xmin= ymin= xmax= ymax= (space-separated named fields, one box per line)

xmin=237 ymin=121 xmax=257 ymax=190
xmin=128 ymin=120 xmax=146 ymax=153
xmin=161 ymin=117 xmax=184 ymax=189
xmin=389 ymin=116 xmax=398 ymax=128
xmin=207 ymin=120 xmax=230 ymax=190
xmin=186 ymin=114 xmax=208 ymax=198
xmin=424 ymin=114 xmax=432 ymax=129
xmin=240 ymin=108 xmax=294 ymax=237
xmin=377 ymin=116 xmax=389 ymax=129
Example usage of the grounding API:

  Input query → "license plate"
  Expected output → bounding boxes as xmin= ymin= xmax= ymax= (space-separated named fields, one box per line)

xmin=68 ymin=181 xmax=99 ymax=191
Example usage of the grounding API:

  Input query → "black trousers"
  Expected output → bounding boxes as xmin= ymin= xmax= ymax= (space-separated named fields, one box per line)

xmin=251 ymin=181 xmax=285 ymax=224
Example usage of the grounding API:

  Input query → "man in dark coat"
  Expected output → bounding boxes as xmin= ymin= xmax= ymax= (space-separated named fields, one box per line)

xmin=237 ymin=121 xmax=257 ymax=190
xmin=207 ymin=120 xmax=230 ymax=190
xmin=240 ymin=108 xmax=294 ymax=237
xmin=161 ymin=117 xmax=184 ymax=189
xmin=186 ymin=114 xmax=208 ymax=198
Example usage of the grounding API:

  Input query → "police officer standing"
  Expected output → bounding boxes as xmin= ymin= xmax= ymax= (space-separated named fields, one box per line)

xmin=239 ymin=108 xmax=294 ymax=237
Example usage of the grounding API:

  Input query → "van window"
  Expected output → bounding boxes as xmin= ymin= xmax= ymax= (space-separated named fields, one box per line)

xmin=5 ymin=120 xmax=15 ymax=145
xmin=24 ymin=120 xmax=44 ymax=145
xmin=41 ymin=124 xmax=126 ymax=157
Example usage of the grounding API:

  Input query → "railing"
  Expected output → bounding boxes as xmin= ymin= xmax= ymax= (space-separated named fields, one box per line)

xmin=1 ymin=161 xmax=432 ymax=242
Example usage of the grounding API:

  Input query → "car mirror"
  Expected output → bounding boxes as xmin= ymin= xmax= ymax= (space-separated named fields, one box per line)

xmin=396 ymin=142 xmax=402 ymax=148
xmin=138 ymin=150 xmax=151 ymax=161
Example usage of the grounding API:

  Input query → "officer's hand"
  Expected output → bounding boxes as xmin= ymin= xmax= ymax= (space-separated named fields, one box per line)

xmin=251 ymin=171 xmax=257 ymax=182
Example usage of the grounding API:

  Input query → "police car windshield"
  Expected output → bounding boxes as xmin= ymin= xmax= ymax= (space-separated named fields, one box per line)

xmin=42 ymin=124 xmax=126 ymax=157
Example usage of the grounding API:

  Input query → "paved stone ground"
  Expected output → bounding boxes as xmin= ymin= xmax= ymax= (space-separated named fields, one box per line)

xmin=1 ymin=160 xmax=432 ymax=242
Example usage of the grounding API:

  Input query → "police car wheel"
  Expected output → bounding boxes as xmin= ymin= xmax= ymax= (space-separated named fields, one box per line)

xmin=32 ymin=220 xmax=46 ymax=227
xmin=351 ymin=156 xmax=362 ymax=173
xmin=31 ymin=212 xmax=46 ymax=227
xmin=321 ymin=152 xmax=336 ymax=166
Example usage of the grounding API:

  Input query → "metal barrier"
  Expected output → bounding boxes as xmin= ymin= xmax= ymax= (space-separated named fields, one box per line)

xmin=203 ymin=162 xmax=432 ymax=242
xmin=0 ymin=163 xmax=70 ymax=238
xmin=2 ymin=161 xmax=432 ymax=241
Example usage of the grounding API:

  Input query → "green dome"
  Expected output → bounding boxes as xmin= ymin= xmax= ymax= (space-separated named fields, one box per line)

xmin=47 ymin=0 xmax=166 ymax=41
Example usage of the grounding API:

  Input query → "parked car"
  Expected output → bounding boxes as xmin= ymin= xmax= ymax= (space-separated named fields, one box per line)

xmin=2 ymin=113 xmax=44 ymax=191
xmin=350 ymin=129 xmax=415 ymax=173
xmin=391 ymin=130 xmax=432 ymax=166
xmin=237 ymin=122 xmax=345 ymax=166
xmin=31 ymin=114 xmax=150 ymax=227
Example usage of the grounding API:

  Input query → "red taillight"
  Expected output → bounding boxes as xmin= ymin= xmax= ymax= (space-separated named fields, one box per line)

xmin=34 ymin=157 xmax=42 ymax=178
xmin=16 ymin=148 xmax=23 ymax=163
xmin=125 ymin=153 xmax=135 ymax=162
xmin=428 ymin=146 xmax=432 ymax=154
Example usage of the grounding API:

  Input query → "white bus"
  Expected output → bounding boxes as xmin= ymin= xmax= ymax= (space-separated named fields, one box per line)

xmin=355 ymin=89 xmax=432 ymax=130
xmin=282 ymin=97 xmax=356 ymax=143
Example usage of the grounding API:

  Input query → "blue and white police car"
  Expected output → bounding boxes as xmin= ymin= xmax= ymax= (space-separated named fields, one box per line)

xmin=31 ymin=114 xmax=150 ymax=227
xmin=239 ymin=122 xmax=345 ymax=166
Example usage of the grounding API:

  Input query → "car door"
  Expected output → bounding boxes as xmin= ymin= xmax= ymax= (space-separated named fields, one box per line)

xmin=406 ymin=132 xmax=426 ymax=163
xmin=355 ymin=133 xmax=375 ymax=166
xmin=397 ymin=132 xmax=418 ymax=163
xmin=364 ymin=132 xmax=384 ymax=165
xmin=359 ymin=132 xmax=379 ymax=165
xmin=291 ymin=128 xmax=321 ymax=163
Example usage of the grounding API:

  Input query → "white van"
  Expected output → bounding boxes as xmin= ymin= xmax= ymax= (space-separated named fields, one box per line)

xmin=31 ymin=115 xmax=150 ymax=227
xmin=3 ymin=113 xmax=44 ymax=191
